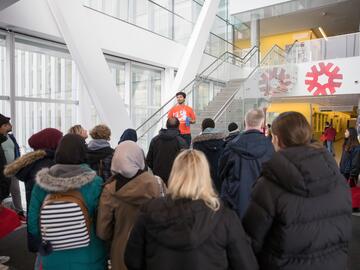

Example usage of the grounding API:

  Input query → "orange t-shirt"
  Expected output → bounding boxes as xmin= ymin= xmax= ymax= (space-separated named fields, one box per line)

xmin=168 ymin=104 xmax=196 ymax=134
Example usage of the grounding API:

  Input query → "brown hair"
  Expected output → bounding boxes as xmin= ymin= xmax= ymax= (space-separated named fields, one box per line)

xmin=271 ymin=111 xmax=312 ymax=148
xmin=90 ymin=124 xmax=111 ymax=140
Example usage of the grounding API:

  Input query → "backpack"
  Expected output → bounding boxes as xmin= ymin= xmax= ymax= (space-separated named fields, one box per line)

xmin=40 ymin=190 xmax=91 ymax=251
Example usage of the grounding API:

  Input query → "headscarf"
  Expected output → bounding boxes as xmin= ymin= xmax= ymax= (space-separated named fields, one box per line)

xmin=118 ymin=129 xmax=137 ymax=144
xmin=28 ymin=128 xmax=63 ymax=151
xmin=111 ymin=141 xmax=145 ymax=178
xmin=55 ymin=134 xmax=87 ymax=164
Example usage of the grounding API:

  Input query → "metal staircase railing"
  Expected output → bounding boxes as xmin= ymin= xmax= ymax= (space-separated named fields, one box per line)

xmin=213 ymin=41 xmax=299 ymax=123
xmin=136 ymin=46 xmax=259 ymax=140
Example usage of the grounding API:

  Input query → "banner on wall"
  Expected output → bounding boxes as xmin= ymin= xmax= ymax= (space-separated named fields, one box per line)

xmin=244 ymin=56 xmax=360 ymax=99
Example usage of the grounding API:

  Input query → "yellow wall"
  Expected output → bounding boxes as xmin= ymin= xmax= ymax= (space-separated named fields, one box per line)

xmin=267 ymin=103 xmax=312 ymax=123
xmin=235 ymin=30 xmax=317 ymax=57
xmin=267 ymin=103 xmax=350 ymax=141
xmin=311 ymin=105 xmax=350 ymax=141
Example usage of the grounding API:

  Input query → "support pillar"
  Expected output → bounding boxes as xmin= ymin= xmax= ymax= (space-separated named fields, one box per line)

xmin=46 ymin=0 xmax=133 ymax=145
xmin=169 ymin=0 xmax=221 ymax=102
xmin=250 ymin=13 xmax=260 ymax=65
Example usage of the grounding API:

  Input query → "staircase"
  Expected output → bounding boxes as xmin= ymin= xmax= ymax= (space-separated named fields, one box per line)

xmin=191 ymin=79 xmax=244 ymax=137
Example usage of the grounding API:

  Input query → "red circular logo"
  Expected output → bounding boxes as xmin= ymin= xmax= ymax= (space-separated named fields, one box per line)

xmin=305 ymin=62 xmax=343 ymax=96
xmin=258 ymin=67 xmax=294 ymax=97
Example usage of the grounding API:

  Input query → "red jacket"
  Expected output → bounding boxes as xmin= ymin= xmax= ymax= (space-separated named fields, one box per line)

xmin=324 ymin=127 xmax=336 ymax=141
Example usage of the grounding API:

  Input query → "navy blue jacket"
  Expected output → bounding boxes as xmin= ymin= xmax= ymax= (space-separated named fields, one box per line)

xmin=219 ymin=130 xmax=274 ymax=219
xmin=340 ymin=145 xmax=360 ymax=179
xmin=8 ymin=133 xmax=20 ymax=159
xmin=0 ymin=134 xmax=10 ymax=201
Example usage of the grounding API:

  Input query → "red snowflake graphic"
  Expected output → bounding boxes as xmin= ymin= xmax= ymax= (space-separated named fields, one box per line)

xmin=258 ymin=67 xmax=293 ymax=96
xmin=305 ymin=62 xmax=343 ymax=96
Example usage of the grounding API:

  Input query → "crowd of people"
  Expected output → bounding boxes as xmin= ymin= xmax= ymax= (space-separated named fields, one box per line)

xmin=0 ymin=105 xmax=357 ymax=270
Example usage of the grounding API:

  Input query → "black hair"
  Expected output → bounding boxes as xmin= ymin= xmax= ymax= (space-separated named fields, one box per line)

xmin=201 ymin=118 xmax=215 ymax=131
xmin=228 ymin=122 xmax=238 ymax=132
xmin=176 ymin=91 xmax=186 ymax=99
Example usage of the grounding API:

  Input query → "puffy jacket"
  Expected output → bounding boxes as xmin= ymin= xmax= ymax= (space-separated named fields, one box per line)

xmin=339 ymin=145 xmax=360 ymax=180
xmin=28 ymin=164 xmax=106 ymax=270
xmin=86 ymin=139 xmax=114 ymax=181
xmin=243 ymin=145 xmax=352 ymax=270
xmin=96 ymin=171 xmax=166 ymax=270
xmin=146 ymin=128 xmax=187 ymax=184
xmin=192 ymin=129 xmax=226 ymax=192
xmin=125 ymin=198 xmax=258 ymax=270
xmin=219 ymin=130 xmax=274 ymax=219
xmin=4 ymin=149 xmax=56 ymax=252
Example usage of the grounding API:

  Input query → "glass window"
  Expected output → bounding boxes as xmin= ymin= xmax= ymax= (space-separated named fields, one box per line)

xmin=0 ymin=35 xmax=7 ymax=96
xmin=15 ymin=101 xmax=78 ymax=152
xmin=108 ymin=60 xmax=128 ymax=110
xmin=131 ymin=65 xmax=161 ymax=148
xmin=14 ymin=37 xmax=80 ymax=151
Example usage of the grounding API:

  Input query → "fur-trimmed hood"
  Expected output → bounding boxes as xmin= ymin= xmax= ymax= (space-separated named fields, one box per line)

xmin=192 ymin=131 xmax=226 ymax=144
xmin=36 ymin=164 xmax=96 ymax=192
xmin=4 ymin=150 xmax=47 ymax=177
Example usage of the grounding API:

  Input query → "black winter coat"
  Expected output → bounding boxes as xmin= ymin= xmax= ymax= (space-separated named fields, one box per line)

xmin=87 ymin=147 xmax=114 ymax=181
xmin=192 ymin=131 xmax=226 ymax=192
xmin=224 ymin=131 xmax=240 ymax=145
xmin=146 ymin=128 xmax=187 ymax=184
xmin=219 ymin=130 xmax=274 ymax=219
xmin=3 ymin=149 xmax=56 ymax=252
xmin=0 ymin=134 xmax=10 ymax=202
xmin=243 ymin=145 xmax=352 ymax=270
xmin=339 ymin=145 xmax=360 ymax=180
xmin=125 ymin=198 xmax=258 ymax=270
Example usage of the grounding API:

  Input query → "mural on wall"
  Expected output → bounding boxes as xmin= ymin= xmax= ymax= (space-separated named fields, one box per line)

xmin=257 ymin=67 xmax=297 ymax=97
xmin=305 ymin=62 xmax=343 ymax=96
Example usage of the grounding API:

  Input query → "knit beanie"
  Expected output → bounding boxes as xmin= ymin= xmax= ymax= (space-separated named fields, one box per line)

xmin=28 ymin=128 xmax=63 ymax=151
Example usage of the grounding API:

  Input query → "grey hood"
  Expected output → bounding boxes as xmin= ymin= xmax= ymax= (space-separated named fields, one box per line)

xmin=36 ymin=164 xmax=96 ymax=192
xmin=88 ymin=139 xmax=111 ymax=150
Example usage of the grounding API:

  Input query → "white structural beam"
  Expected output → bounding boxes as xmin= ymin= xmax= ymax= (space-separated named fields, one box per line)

xmin=0 ymin=0 xmax=20 ymax=12
xmin=46 ymin=0 xmax=133 ymax=142
xmin=169 ymin=0 xmax=221 ymax=101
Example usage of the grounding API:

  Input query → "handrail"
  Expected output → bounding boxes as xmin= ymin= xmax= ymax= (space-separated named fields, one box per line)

xmin=213 ymin=40 xmax=299 ymax=122
xmin=136 ymin=48 xmax=260 ymax=139
xmin=135 ymin=46 xmax=259 ymax=132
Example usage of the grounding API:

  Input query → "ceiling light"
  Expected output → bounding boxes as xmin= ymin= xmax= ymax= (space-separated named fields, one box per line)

xmin=318 ymin=27 xmax=328 ymax=41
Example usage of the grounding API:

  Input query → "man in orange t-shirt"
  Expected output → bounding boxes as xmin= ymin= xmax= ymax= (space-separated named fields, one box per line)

xmin=167 ymin=91 xmax=196 ymax=146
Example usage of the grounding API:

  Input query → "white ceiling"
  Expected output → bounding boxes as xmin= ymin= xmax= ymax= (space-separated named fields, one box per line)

xmin=255 ymin=0 xmax=360 ymax=37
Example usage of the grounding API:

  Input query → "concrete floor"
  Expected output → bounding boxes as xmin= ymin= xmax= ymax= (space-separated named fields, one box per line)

xmin=0 ymin=217 xmax=359 ymax=270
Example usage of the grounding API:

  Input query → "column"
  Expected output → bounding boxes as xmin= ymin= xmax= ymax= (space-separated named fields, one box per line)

xmin=250 ymin=13 xmax=260 ymax=65
xmin=46 ymin=0 xmax=133 ymax=145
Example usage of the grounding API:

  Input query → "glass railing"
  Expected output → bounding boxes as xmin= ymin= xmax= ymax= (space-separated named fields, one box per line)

xmin=288 ymin=32 xmax=360 ymax=63
xmin=213 ymin=43 xmax=298 ymax=130
xmin=233 ymin=0 xmax=348 ymax=22
xmin=135 ymin=46 xmax=258 ymax=149
xmin=82 ymin=0 xmax=249 ymax=57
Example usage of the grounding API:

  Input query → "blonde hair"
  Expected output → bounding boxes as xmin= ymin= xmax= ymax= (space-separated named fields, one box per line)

xmin=68 ymin=125 xmax=84 ymax=135
xmin=168 ymin=149 xmax=220 ymax=211
xmin=90 ymin=124 xmax=111 ymax=140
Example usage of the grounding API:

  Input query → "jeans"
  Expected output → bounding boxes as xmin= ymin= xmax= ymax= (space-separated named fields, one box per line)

xmin=326 ymin=140 xmax=334 ymax=154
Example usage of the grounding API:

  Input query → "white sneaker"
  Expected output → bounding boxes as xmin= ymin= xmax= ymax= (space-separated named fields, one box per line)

xmin=0 ymin=263 xmax=9 ymax=270
xmin=0 ymin=257 xmax=9 ymax=264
